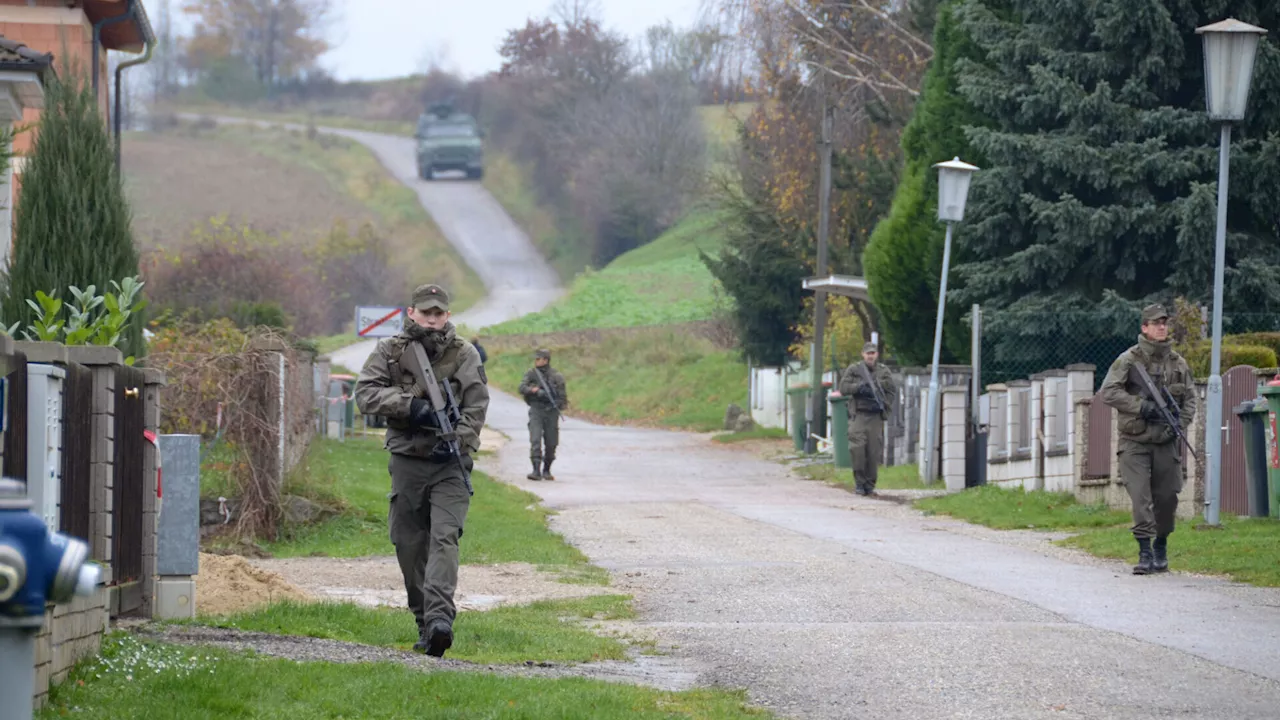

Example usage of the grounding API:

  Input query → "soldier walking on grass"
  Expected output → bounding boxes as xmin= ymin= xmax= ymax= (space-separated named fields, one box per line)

xmin=519 ymin=348 xmax=568 ymax=481
xmin=833 ymin=342 xmax=896 ymax=496
xmin=1100 ymin=304 xmax=1197 ymax=575
xmin=354 ymin=284 xmax=489 ymax=657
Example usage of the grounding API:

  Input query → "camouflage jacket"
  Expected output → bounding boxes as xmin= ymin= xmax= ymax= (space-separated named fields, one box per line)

xmin=354 ymin=323 xmax=489 ymax=457
xmin=1100 ymin=335 xmax=1197 ymax=446
xmin=838 ymin=361 xmax=896 ymax=417
xmin=518 ymin=365 xmax=568 ymax=412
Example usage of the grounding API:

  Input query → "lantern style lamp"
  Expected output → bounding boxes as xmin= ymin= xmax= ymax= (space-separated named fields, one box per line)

xmin=1195 ymin=18 xmax=1267 ymax=526
xmin=923 ymin=157 xmax=979 ymax=484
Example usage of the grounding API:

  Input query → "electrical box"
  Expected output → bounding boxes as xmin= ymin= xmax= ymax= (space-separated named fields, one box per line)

xmin=27 ymin=364 xmax=66 ymax=531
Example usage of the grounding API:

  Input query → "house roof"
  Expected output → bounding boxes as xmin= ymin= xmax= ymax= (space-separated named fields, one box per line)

xmin=0 ymin=36 xmax=54 ymax=76
xmin=83 ymin=0 xmax=157 ymax=54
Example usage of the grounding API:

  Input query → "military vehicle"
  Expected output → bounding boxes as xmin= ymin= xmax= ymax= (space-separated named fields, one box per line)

xmin=415 ymin=102 xmax=484 ymax=181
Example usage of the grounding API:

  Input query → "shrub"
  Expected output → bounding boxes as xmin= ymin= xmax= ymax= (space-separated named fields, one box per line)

xmin=1225 ymin=333 xmax=1280 ymax=359
xmin=2 ymin=63 xmax=144 ymax=358
xmin=1182 ymin=342 xmax=1277 ymax=378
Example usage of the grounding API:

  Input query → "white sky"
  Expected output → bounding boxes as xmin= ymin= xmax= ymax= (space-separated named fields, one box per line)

xmin=314 ymin=0 xmax=707 ymax=81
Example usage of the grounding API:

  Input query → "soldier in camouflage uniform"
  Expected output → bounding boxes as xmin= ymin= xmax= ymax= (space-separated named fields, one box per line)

xmin=354 ymin=284 xmax=489 ymax=656
xmin=835 ymin=342 xmax=896 ymax=496
xmin=1100 ymin=304 xmax=1197 ymax=575
xmin=519 ymin=348 xmax=568 ymax=481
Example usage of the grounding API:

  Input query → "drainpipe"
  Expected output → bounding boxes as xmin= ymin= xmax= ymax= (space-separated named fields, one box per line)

xmin=115 ymin=34 xmax=154 ymax=171
xmin=92 ymin=0 xmax=139 ymax=99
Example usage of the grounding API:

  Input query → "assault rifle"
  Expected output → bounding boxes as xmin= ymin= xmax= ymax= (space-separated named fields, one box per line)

xmin=532 ymin=366 xmax=561 ymax=414
xmin=856 ymin=362 xmax=888 ymax=415
xmin=403 ymin=342 xmax=474 ymax=496
xmin=1130 ymin=362 xmax=1197 ymax=459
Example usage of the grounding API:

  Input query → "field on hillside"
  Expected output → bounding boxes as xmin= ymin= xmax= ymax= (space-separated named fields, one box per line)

xmin=482 ymin=210 xmax=730 ymax=335
xmin=123 ymin=121 xmax=482 ymax=314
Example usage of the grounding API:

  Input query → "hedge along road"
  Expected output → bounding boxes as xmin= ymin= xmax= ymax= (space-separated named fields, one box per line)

xmin=177 ymin=112 xmax=565 ymax=373
xmin=189 ymin=115 xmax=1280 ymax=718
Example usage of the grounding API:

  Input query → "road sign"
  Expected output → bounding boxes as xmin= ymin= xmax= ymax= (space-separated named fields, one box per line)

xmin=355 ymin=306 xmax=405 ymax=338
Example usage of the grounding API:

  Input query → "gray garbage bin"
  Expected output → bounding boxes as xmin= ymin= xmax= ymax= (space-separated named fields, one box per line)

xmin=1234 ymin=398 xmax=1270 ymax=518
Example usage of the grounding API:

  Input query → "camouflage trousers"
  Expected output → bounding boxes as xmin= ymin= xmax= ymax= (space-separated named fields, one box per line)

xmin=848 ymin=412 xmax=885 ymax=492
xmin=1117 ymin=438 xmax=1184 ymax=540
xmin=529 ymin=407 xmax=560 ymax=464
xmin=388 ymin=452 xmax=472 ymax=629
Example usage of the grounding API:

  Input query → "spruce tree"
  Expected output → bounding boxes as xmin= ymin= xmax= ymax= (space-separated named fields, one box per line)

xmin=864 ymin=1 xmax=999 ymax=365
xmin=2 ymin=63 xmax=145 ymax=357
xmin=950 ymin=0 xmax=1280 ymax=370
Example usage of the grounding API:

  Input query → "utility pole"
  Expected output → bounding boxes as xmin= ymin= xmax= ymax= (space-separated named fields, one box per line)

xmin=806 ymin=75 xmax=833 ymax=454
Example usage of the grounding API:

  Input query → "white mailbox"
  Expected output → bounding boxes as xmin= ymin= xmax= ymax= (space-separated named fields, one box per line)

xmin=26 ymin=364 xmax=65 ymax=531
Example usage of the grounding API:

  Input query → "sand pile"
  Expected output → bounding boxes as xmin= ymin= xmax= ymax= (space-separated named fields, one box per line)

xmin=197 ymin=552 xmax=314 ymax=616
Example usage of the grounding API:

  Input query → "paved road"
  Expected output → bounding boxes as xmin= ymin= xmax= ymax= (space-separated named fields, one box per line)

xmin=479 ymin=391 xmax=1280 ymax=719
xmin=181 ymin=113 xmax=564 ymax=372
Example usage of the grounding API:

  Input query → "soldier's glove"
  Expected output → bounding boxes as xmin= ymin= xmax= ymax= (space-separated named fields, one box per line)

xmin=1139 ymin=400 xmax=1163 ymax=423
xmin=1157 ymin=424 xmax=1177 ymax=444
xmin=409 ymin=399 xmax=439 ymax=428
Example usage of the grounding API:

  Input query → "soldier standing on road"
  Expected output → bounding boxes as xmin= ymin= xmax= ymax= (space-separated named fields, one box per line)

xmin=833 ymin=342 xmax=896 ymax=496
xmin=354 ymin=284 xmax=489 ymax=657
xmin=519 ymin=348 xmax=568 ymax=481
xmin=1100 ymin=304 xmax=1197 ymax=575
xmin=470 ymin=336 xmax=488 ymax=365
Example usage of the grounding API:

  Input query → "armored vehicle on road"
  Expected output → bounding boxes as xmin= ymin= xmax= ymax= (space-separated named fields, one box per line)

xmin=415 ymin=102 xmax=484 ymax=181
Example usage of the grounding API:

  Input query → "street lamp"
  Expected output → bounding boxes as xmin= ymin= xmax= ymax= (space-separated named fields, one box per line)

xmin=1195 ymin=18 xmax=1267 ymax=526
xmin=923 ymin=157 xmax=978 ymax=484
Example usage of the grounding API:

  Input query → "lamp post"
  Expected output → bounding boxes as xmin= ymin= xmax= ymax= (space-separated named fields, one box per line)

xmin=923 ymin=157 xmax=978 ymax=484
xmin=1195 ymin=18 xmax=1267 ymax=527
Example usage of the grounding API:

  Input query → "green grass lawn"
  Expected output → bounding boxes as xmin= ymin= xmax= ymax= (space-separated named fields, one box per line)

xmin=911 ymin=484 xmax=1280 ymax=587
xmin=798 ymin=463 xmax=934 ymax=491
xmin=483 ymin=329 xmax=748 ymax=433
xmin=39 ymin=634 xmax=772 ymax=720
xmin=186 ymin=596 xmax=635 ymax=665
xmin=483 ymin=210 xmax=729 ymax=336
xmin=264 ymin=437 xmax=600 ymax=579
xmin=712 ymin=427 xmax=792 ymax=444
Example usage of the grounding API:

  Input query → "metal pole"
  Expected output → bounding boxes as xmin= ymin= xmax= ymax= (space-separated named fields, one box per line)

xmin=1204 ymin=122 xmax=1231 ymax=526
xmin=971 ymin=304 xmax=982 ymax=428
xmin=0 ymin=627 xmax=37 ymax=720
xmin=924 ymin=222 xmax=955 ymax=483
xmin=806 ymin=80 xmax=833 ymax=454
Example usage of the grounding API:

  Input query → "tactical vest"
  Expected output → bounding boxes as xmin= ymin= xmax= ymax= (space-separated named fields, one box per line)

xmin=384 ymin=335 xmax=464 ymax=431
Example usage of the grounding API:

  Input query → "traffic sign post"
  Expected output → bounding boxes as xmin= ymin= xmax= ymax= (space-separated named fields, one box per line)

xmin=355 ymin=306 xmax=405 ymax=339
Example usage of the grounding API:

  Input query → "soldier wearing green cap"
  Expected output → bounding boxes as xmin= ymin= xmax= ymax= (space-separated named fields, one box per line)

xmin=354 ymin=283 xmax=489 ymax=657
xmin=1100 ymin=303 xmax=1197 ymax=575
xmin=519 ymin=348 xmax=568 ymax=480
xmin=833 ymin=341 xmax=896 ymax=495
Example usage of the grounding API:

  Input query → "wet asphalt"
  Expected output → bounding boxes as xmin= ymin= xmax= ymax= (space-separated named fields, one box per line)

xmin=199 ymin=115 xmax=1280 ymax=719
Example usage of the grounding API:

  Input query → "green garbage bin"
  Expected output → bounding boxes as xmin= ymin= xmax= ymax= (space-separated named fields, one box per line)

xmin=1234 ymin=398 xmax=1270 ymax=518
xmin=1259 ymin=379 xmax=1280 ymax=519
xmin=830 ymin=395 xmax=851 ymax=469
xmin=787 ymin=387 xmax=808 ymax=451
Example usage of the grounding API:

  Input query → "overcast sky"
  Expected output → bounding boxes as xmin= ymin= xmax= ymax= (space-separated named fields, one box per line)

xmin=315 ymin=0 xmax=707 ymax=81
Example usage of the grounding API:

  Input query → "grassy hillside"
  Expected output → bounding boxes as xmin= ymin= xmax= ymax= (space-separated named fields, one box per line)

xmin=124 ymin=121 xmax=482 ymax=314
xmin=483 ymin=209 xmax=729 ymax=335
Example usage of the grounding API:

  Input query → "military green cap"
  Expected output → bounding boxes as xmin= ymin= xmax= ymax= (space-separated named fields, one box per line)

xmin=1141 ymin=304 xmax=1169 ymax=323
xmin=412 ymin=284 xmax=449 ymax=311
xmin=862 ymin=342 xmax=878 ymax=354
xmin=535 ymin=348 xmax=551 ymax=360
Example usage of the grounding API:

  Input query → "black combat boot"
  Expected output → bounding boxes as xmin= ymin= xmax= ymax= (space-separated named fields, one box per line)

xmin=1133 ymin=538 xmax=1154 ymax=575
xmin=425 ymin=618 xmax=453 ymax=658
xmin=527 ymin=460 xmax=542 ymax=481
xmin=412 ymin=623 xmax=429 ymax=653
xmin=1152 ymin=536 xmax=1169 ymax=573
xmin=542 ymin=459 xmax=555 ymax=481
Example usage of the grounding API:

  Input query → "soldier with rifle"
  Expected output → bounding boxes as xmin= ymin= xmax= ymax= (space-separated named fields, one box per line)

xmin=1100 ymin=304 xmax=1198 ymax=575
xmin=833 ymin=342 xmax=896 ymax=496
xmin=354 ymin=284 xmax=489 ymax=657
xmin=519 ymin=349 xmax=568 ymax=481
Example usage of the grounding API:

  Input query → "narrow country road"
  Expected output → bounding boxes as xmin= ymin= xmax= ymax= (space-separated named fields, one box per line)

xmin=193 ymin=112 xmax=1280 ymax=718
xmin=180 ymin=113 xmax=564 ymax=372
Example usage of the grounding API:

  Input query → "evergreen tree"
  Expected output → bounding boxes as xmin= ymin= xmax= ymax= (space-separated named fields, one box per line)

xmin=864 ymin=1 xmax=999 ymax=365
xmin=2 ymin=64 xmax=145 ymax=357
xmin=950 ymin=0 xmax=1280 ymax=355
